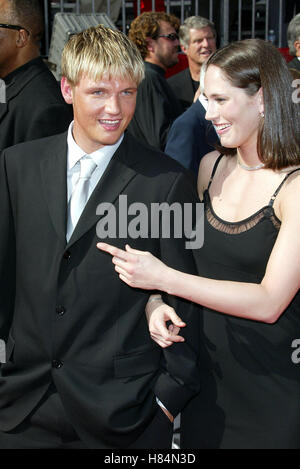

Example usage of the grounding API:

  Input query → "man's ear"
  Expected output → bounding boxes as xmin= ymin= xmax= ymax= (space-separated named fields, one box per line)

xmin=15 ymin=29 xmax=29 ymax=48
xmin=294 ymin=40 xmax=300 ymax=56
xmin=61 ymin=76 xmax=74 ymax=105
xmin=146 ymin=37 xmax=155 ymax=54
xmin=180 ymin=44 xmax=188 ymax=55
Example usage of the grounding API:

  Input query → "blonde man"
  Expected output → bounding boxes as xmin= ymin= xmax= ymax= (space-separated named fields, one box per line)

xmin=0 ymin=25 xmax=200 ymax=449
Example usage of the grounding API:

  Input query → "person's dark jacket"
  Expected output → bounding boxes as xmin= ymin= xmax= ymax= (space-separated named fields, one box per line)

xmin=0 ymin=131 xmax=201 ymax=448
xmin=165 ymin=99 xmax=218 ymax=175
xmin=168 ymin=67 xmax=198 ymax=111
xmin=288 ymin=56 xmax=300 ymax=71
xmin=0 ymin=57 xmax=73 ymax=151
xmin=127 ymin=62 xmax=183 ymax=151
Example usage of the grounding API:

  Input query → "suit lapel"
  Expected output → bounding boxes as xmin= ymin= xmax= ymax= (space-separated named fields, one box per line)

xmin=67 ymin=133 xmax=139 ymax=246
xmin=0 ymin=103 xmax=8 ymax=121
xmin=40 ymin=133 xmax=68 ymax=242
xmin=0 ymin=81 xmax=17 ymax=122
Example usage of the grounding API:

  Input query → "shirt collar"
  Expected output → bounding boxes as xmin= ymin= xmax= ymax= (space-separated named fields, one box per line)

xmin=144 ymin=61 xmax=166 ymax=77
xmin=3 ymin=57 xmax=43 ymax=85
xmin=67 ymin=121 xmax=124 ymax=170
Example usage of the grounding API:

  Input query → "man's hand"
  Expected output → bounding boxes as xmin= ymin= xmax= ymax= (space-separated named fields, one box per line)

xmin=146 ymin=302 xmax=186 ymax=348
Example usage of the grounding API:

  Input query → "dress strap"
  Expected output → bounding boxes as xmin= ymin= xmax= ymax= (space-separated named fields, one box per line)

xmin=207 ymin=154 xmax=224 ymax=190
xmin=269 ymin=168 xmax=300 ymax=206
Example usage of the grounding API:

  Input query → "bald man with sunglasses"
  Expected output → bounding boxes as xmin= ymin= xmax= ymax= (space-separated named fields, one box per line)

xmin=0 ymin=0 xmax=72 ymax=152
xmin=127 ymin=12 xmax=183 ymax=151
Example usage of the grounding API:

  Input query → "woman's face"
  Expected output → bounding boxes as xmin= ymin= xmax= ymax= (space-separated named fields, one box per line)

xmin=204 ymin=65 xmax=263 ymax=151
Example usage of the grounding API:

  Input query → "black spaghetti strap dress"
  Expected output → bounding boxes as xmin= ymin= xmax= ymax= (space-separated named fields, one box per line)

xmin=181 ymin=156 xmax=300 ymax=449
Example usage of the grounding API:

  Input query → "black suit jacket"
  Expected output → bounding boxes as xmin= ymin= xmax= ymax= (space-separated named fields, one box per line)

xmin=0 ymin=131 xmax=201 ymax=448
xmin=168 ymin=68 xmax=198 ymax=111
xmin=0 ymin=57 xmax=73 ymax=152
xmin=165 ymin=100 xmax=218 ymax=176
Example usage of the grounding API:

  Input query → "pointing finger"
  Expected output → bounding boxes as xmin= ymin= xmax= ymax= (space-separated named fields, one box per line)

xmin=97 ymin=243 xmax=134 ymax=262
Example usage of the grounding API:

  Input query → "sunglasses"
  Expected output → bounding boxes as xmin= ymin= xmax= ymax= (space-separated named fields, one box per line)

xmin=155 ymin=33 xmax=179 ymax=41
xmin=0 ymin=23 xmax=30 ymax=35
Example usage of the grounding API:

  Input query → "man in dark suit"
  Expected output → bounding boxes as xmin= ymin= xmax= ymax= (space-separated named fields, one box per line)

xmin=168 ymin=16 xmax=217 ymax=111
xmin=165 ymin=96 xmax=218 ymax=176
xmin=0 ymin=25 xmax=200 ymax=449
xmin=127 ymin=12 xmax=183 ymax=150
xmin=0 ymin=0 xmax=72 ymax=151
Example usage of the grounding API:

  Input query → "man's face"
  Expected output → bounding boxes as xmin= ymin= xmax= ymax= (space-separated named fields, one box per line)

xmin=152 ymin=20 xmax=179 ymax=70
xmin=61 ymin=73 xmax=138 ymax=154
xmin=0 ymin=0 xmax=19 ymax=77
xmin=182 ymin=26 xmax=216 ymax=67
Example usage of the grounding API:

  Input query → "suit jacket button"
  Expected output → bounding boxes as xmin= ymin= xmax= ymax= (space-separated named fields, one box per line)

xmin=52 ymin=360 xmax=63 ymax=369
xmin=56 ymin=305 xmax=66 ymax=316
xmin=63 ymin=250 xmax=71 ymax=260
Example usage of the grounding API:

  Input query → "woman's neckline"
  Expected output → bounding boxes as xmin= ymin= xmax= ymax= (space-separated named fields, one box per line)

xmin=203 ymin=189 xmax=280 ymax=227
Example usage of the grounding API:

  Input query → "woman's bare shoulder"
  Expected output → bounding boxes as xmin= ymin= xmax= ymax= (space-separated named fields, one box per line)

xmin=197 ymin=151 xmax=221 ymax=199
xmin=279 ymin=168 xmax=300 ymax=220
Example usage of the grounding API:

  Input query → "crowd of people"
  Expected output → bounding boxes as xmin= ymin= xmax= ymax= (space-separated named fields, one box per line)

xmin=0 ymin=0 xmax=300 ymax=450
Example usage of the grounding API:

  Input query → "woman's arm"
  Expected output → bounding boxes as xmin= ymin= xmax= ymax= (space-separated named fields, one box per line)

xmin=97 ymin=173 xmax=300 ymax=325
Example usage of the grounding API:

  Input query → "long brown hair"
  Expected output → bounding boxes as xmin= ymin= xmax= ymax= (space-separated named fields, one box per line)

xmin=206 ymin=39 xmax=300 ymax=170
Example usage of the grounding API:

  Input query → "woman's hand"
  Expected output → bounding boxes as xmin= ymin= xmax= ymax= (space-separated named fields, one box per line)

xmin=97 ymin=243 xmax=169 ymax=291
xmin=145 ymin=297 xmax=186 ymax=348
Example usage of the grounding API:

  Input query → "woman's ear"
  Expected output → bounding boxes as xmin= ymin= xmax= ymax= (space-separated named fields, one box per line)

xmin=258 ymin=87 xmax=264 ymax=117
xmin=60 ymin=76 xmax=74 ymax=105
